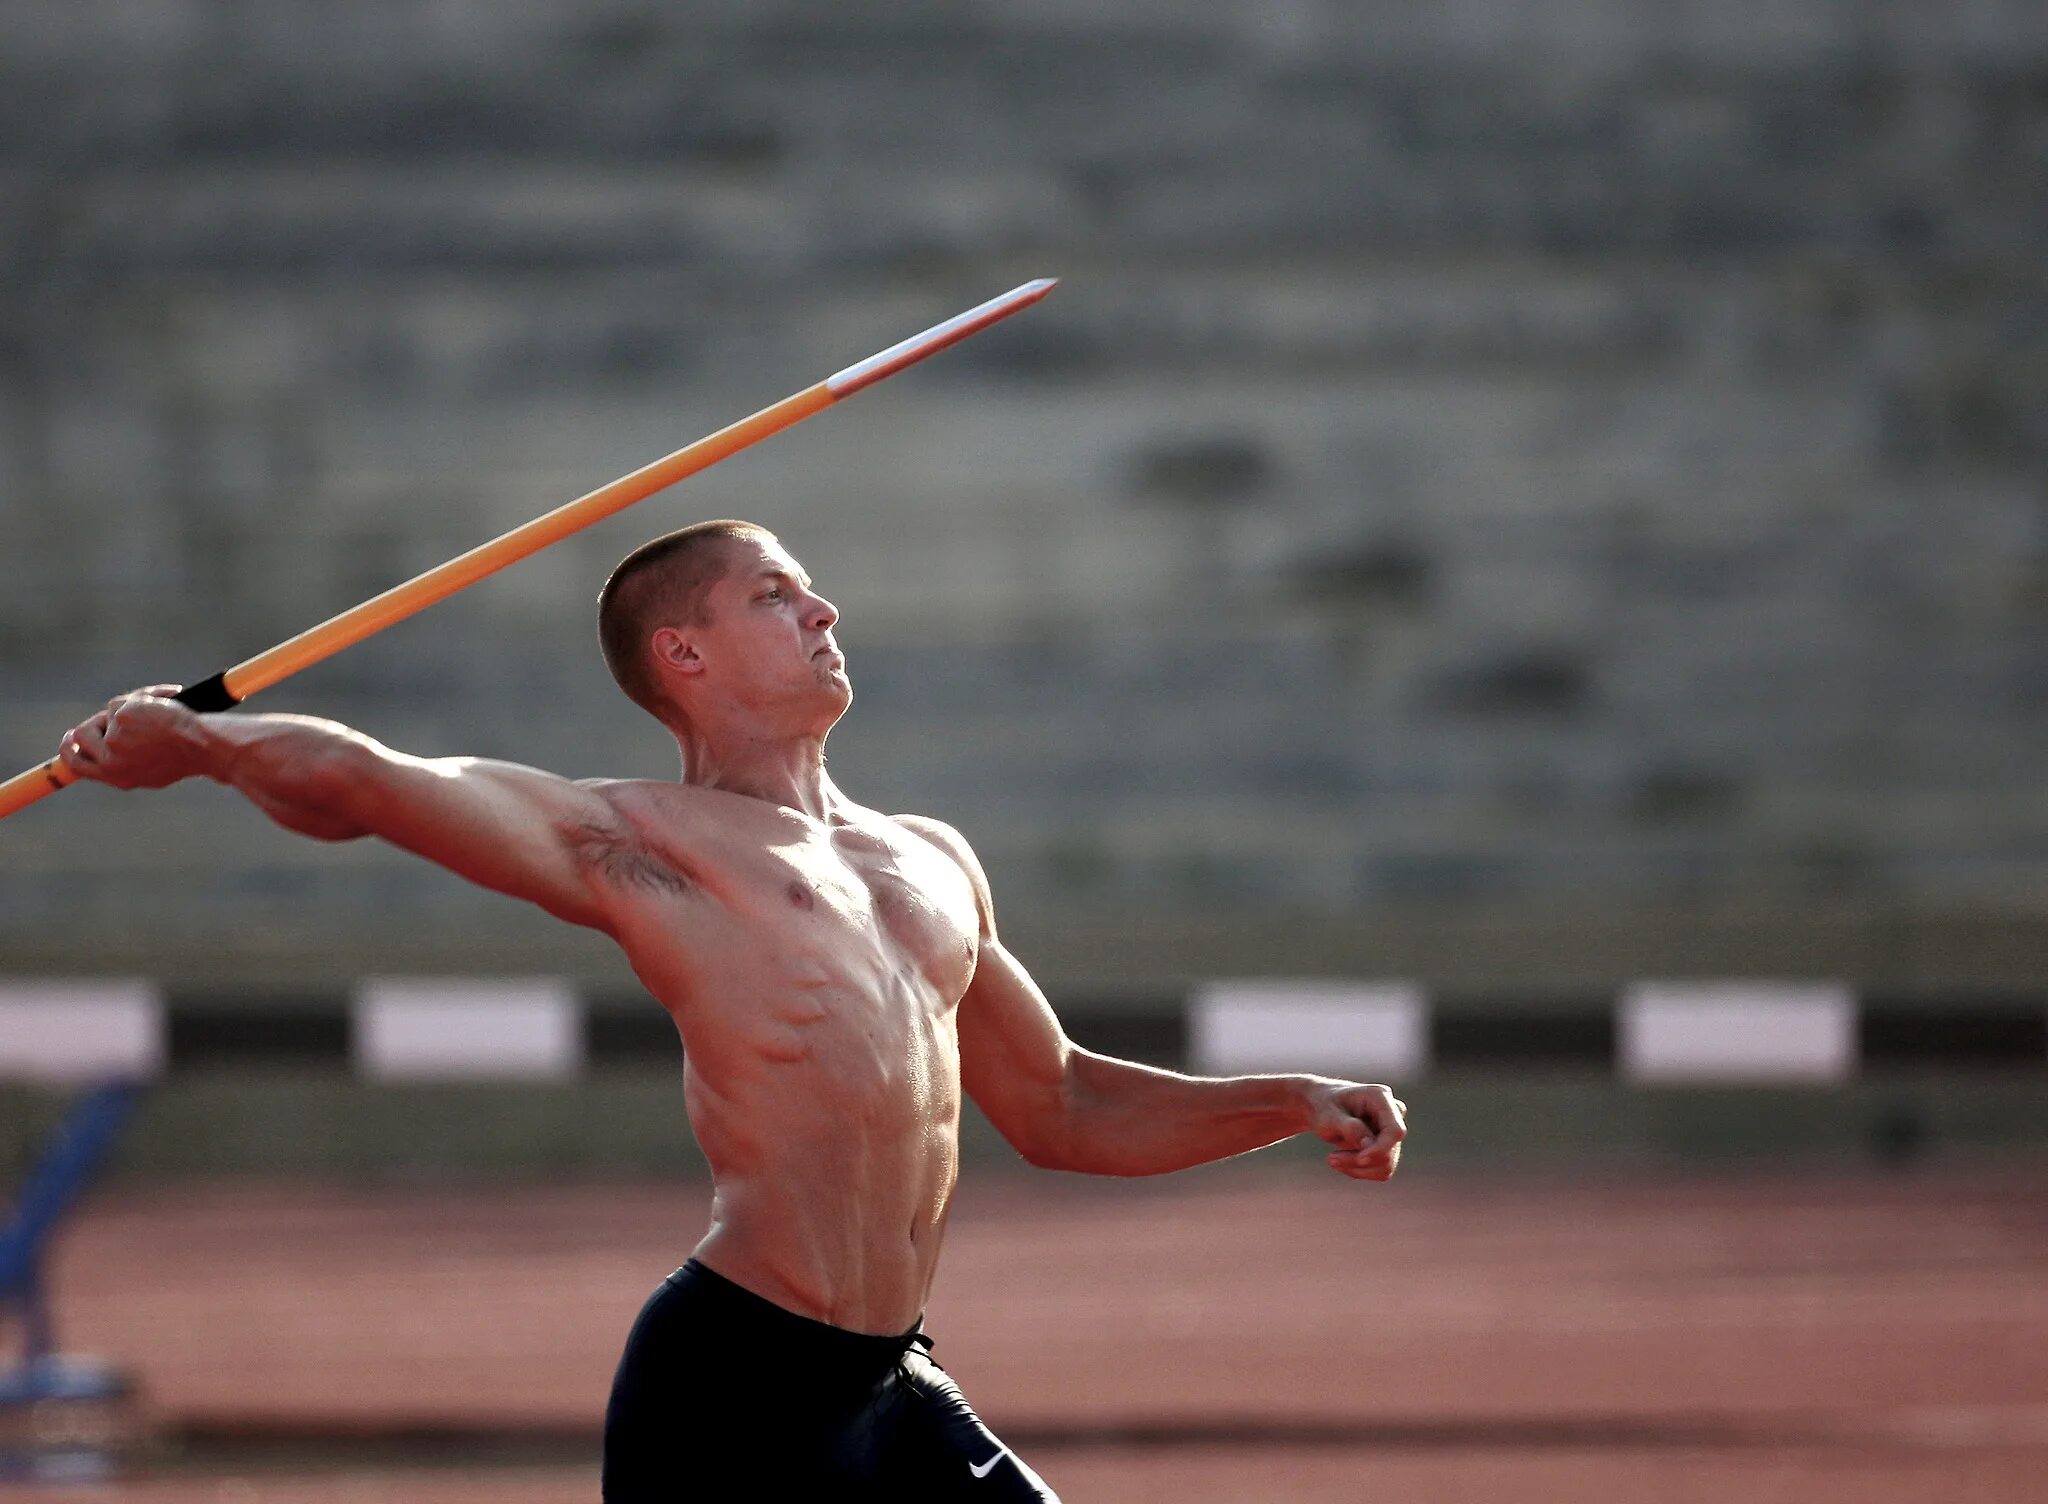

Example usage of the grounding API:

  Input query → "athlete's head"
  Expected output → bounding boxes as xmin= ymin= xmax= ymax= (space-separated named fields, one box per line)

xmin=598 ymin=520 xmax=849 ymax=737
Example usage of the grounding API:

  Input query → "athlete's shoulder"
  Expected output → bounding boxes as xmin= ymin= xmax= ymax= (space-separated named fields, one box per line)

xmin=890 ymin=813 xmax=993 ymax=910
xmin=890 ymin=811 xmax=975 ymax=861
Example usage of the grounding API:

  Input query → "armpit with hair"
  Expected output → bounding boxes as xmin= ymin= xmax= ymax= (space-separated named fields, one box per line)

xmin=566 ymin=818 xmax=692 ymax=895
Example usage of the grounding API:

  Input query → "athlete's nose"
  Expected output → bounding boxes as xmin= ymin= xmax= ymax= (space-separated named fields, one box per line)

xmin=806 ymin=591 xmax=839 ymax=630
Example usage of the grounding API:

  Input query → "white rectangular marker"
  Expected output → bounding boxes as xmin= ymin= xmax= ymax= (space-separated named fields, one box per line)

xmin=355 ymin=977 xmax=581 ymax=1081
xmin=0 ymin=978 xmax=164 ymax=1081
xmin=1621 ymin=981 xmax=1856 ymax=1084
xmin=1192 ymin=980 xmax=1427 ymax=1078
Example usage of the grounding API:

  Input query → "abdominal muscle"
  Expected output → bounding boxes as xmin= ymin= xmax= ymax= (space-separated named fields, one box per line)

xmin=602 ymin=798 xmax=983 ymax=1337
xmin=662 ymin=970 xmax=966 ymax=1336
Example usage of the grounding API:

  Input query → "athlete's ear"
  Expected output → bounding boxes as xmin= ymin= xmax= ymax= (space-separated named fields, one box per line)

xmin=650 ymin=626 xmax=704 ymax=677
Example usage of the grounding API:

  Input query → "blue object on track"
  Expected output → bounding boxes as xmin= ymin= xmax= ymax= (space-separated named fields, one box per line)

xmin=0 ymin=1080 xmax=139 ymax=1405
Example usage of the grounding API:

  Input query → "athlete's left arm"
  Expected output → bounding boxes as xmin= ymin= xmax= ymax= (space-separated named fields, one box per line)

xmin=898 ymin=817 xmax=1406 ymax=1181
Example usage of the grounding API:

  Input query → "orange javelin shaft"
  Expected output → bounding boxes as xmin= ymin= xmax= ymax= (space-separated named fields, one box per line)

xmin=0 ymin=278 xmax=1056 ymax=821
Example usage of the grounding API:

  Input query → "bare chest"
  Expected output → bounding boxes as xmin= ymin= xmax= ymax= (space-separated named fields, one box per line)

xmin=767 ymin=826 xmax=980 ymax=998
xmin=609 ymin=811 xmax=981 ymax=1011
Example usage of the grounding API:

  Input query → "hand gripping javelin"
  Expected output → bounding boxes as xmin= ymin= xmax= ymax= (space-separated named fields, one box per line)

xmin=0 ymin=279 xmax=1057 ymax=822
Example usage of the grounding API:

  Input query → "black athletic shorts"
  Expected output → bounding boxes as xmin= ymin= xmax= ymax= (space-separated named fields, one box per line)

xmin=603 ymin=1259 xmax=1060 ymax=1501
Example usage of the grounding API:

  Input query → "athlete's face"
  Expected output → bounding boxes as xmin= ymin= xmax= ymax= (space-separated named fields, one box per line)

xmin=684 ymin=538 xmax=850 ymax=731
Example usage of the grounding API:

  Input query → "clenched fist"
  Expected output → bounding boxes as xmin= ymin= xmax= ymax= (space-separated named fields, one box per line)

xmin=1303 ymin=1080 xmax=1408 ymax=1182
xmin=57 ymin=686 xmax=215 ymax=790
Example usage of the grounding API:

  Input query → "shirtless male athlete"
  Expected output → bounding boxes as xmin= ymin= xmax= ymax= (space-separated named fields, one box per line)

xmin=58 ymin=519 xmax=1407 ymax=1501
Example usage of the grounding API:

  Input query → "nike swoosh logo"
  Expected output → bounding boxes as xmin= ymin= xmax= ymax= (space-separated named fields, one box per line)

xmin=969 ymin=1450 xmax=1006 ymax=1479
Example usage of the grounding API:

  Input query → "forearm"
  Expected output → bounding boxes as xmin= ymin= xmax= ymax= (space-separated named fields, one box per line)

xmin=199 ymin=714 xmax=378 ymax=841
xmin=1034 ymin=1051 xmax=1315 ymax=1177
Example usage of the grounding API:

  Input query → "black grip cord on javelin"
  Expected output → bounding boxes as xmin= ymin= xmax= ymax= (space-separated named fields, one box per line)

xmin=171 ymin=673 xmax=241 ymax=713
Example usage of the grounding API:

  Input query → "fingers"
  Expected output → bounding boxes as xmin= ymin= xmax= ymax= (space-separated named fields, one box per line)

xmin=1324 ymin=1084 xmax=1409 ymax=1182
xmin=103 ymin=685 xmax=180 ymax=715
xmin=62 ymin=684 xmax=183 ymax=785
xmin=57 ymin=712 xmax=111 ymax=781
xmin=1315 ymin=1115 xmax=1369 ymax=1150
xmin=1327 ymin=1140 xmax=1403 ymax=1182
xmin=1342 ymin=1086 xmax=1407 ymax=1148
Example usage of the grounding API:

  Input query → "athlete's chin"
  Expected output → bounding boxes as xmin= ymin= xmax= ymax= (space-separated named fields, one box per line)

xmin=813 ymin=673 xmax=853 ymax=720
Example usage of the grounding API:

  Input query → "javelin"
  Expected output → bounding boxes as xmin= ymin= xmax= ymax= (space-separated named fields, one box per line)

xmin=0 ymin=278 xmax=1057 ymax=822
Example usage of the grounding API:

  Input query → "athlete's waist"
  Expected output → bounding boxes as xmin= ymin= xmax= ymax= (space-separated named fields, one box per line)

xmin=695 ymin=1169 xmax=952 ymax=1328
xmin=667 ymin=1258 xmax=926 ymax=1371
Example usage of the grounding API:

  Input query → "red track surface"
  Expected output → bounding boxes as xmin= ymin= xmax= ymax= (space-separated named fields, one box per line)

xmin=34 ymin=1164 xmax=2048 ymax=1501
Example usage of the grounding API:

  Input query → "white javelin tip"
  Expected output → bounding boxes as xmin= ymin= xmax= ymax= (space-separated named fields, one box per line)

xmin=826 ymin=279 xmax=1059 ymax=397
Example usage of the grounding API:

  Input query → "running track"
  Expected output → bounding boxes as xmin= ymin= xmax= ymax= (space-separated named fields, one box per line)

xmin=35 ymin=1162 xmax=2048 ymax=1501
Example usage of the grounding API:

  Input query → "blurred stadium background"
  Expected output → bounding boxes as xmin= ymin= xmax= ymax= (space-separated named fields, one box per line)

xmin=1 ymin=2 xmax=2045 ymax=1499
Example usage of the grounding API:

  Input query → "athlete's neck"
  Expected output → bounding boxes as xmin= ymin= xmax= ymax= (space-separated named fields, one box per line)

xmin=671 ymin=724 xmax=844 ymax=822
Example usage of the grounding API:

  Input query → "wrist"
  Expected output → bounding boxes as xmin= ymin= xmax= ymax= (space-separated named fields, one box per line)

xmin=190 ymin=713 xmax=246 ymax=784
xmin=1274 ymin=1074 xmax=1323 ymax=1136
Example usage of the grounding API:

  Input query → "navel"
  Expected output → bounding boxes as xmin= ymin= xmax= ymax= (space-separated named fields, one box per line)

xmin=785 ymin=880 xmax=815 ymax=910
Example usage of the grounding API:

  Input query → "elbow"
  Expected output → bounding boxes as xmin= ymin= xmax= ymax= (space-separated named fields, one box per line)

xmin=1019 ymin=1135 xmax=1143 ymax=1178
xmin=1008 ymin=1061 xmax=1097 ymax=1174
xmin=1014 ymin=1129 xmax=1077 ymax=1173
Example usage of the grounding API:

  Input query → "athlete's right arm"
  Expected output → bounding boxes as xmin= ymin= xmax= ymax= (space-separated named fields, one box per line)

xmin=57 ymin=686 xmax=624 ymax=932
